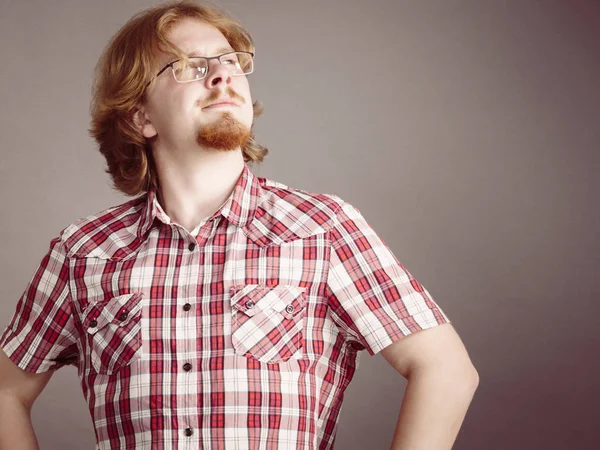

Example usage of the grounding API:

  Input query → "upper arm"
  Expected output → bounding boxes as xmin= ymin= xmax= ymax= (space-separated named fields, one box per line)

xmin=380 ymin=323 xmax=479 ymax=382
xmin=0 ymin=348 xmax=54 ymax=410
xmin=1 ymin=234 xmax=78 ymax=374
xmin=326 ymin=200 xmax=453 ymax=354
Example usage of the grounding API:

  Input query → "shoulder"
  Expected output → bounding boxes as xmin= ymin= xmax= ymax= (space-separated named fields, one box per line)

xmin=59 ymin=195 xmax=147 ymax=260
xmin=246 ymin=176 xmax=351 ymax=247
xmin=53 ymin=177 xmax=359 ymax=255
xmin=258 ymin=176 xmax=345 ymax=213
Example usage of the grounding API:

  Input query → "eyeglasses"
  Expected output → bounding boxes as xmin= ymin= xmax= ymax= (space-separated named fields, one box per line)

xmin=151 ymin=51 xmax=254 ymax=85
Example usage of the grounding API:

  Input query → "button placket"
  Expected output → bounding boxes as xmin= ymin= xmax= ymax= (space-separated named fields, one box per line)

xmin=180 ymin=240 xmax=200 ymax=438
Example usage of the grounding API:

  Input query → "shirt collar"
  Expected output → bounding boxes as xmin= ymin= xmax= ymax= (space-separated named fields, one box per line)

xmin=137 ymin=162 xmax=261 ymax=240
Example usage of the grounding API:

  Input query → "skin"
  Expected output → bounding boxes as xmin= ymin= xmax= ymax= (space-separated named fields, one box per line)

xmin=380 ymin=323 xmax=479 ymax=449
xmin=133 ymin=18 xmax=254 ymax=232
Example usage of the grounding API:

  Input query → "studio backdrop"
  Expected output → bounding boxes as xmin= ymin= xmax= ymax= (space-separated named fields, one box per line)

xmin=1 ymin=0 xmax=598 ymax=449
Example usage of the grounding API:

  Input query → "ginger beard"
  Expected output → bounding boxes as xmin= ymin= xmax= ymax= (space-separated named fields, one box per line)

xmin=196 ymin=111 xmax=251 ymax=151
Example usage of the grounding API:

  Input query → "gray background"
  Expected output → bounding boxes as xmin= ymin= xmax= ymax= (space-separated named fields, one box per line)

xmin=1 ymin=0 xmax=599 ymax=449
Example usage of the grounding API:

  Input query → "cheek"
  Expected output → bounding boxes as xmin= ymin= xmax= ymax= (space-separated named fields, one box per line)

xmin=238 ymin=82 xmax=253 ymax=124
xmin=235 ymin=77 xmax=251 ymax=101
xmin=153 ymin=102 xmax=197 ymax=138
xmin=238 ymin=102 xmax=253 ymax=128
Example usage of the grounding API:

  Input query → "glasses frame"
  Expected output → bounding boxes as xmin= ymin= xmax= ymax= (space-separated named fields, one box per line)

xmin=149 ymin=50 xmax=255 ymax=86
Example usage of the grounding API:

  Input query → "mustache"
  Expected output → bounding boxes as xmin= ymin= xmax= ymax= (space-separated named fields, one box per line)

xmin=201 ymin=87 xmax=245 ymax=107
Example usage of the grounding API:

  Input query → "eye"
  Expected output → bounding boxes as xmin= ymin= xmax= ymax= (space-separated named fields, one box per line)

xmin=188 ymin=59 xmax=205 ymax=69
xmin=222 ymin=55 xmax=239 ymax=65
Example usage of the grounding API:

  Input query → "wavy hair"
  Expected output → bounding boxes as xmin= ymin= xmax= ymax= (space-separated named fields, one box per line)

xmin=89 ymin=0 xmax=268 ymax=196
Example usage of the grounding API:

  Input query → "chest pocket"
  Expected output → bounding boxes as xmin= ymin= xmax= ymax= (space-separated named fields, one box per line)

xmin=82 ymin=292 xmax=143 ymax=375
xmin=230 ymin=284 xmax=308 ymax=364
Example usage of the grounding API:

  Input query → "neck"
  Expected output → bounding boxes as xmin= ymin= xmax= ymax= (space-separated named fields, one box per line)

xmin=154 ymin=147 xmax=245 ymax=233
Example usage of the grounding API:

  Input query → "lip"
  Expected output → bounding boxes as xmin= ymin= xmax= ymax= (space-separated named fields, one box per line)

xmin=203 ymin=99 xmax=240 ymax=109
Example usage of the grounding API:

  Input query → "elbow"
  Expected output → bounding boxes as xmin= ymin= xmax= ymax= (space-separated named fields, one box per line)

xmin=462 ymin=364 xmax=480 ymax=391
xmin=469 ymin=368 xmax=480 ymax=390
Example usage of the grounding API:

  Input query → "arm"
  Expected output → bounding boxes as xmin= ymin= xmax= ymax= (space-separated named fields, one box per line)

xmin=0 ymin=349 xmax=54 ymax=450
xmin=324 ymin=200 xmax=476 ymax=446
xmin=0 ymin=234 xmax=75 ymax=449
xmin=380 ymin=324 xmax=479 ymax=450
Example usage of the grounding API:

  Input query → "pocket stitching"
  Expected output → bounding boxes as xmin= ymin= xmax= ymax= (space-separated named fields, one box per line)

xmin=230 ymin=285 xmax=307 ymax=317
xmin=230 ymin=284 xmax=308 ymax=363
xmin=84 ymin=293 xmax=144 ymax=374
xmin=84 ymin=293 xmax=143 ymax=332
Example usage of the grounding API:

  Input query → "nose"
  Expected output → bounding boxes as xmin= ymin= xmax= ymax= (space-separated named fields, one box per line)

xmin=204 ymin=58 xmax=232 ymax=88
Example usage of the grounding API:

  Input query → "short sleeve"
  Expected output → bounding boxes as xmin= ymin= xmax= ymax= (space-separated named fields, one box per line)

xmin=0 ymin=234 xmax=79 ymax=373
xmin=325 ymin=200 xmax=451 ymax=356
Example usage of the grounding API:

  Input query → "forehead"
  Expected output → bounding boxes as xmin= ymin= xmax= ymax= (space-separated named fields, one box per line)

xmin=166 ymin=18 xmax=231 ymax=56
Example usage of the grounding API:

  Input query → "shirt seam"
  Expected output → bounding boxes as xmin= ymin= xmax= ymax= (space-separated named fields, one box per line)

xmin=57 ymin=234 xmax=78 ymax=348
xmin=323 ymin=200 xmax=364 ymax=349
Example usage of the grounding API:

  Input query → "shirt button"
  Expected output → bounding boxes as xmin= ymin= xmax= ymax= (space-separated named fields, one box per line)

xmin=89 ymin=319 xmax=98 ymax=328
xmin=118 ymin=312 xmax=128 ymax=321
xmin=286 ymin=305 xmax=294 ymax=314
xmin=184 ymin=427 xmax=193 ymax=436
xmin=245 ymin=300 xmax=255 ymax=309
xmin=188 ymin=242 xmax=196 ymax=251
xmin=183 ymin=303 xmax=192 ymax=311
xmin=183 ymin=362 xmax=192 ymax=371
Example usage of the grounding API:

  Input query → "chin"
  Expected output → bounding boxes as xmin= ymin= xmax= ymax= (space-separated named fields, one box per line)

xmin=196 ymin=111 xmax=251 ymax=150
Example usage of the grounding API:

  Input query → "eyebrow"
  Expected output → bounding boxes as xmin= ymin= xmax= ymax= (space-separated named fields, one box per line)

xmin=187 ymin=46 xmax=235 ymax=57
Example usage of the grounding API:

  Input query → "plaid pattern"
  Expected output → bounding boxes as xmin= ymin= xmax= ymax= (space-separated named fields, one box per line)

xmin=1 ymin=162 xmax=451 ymax=449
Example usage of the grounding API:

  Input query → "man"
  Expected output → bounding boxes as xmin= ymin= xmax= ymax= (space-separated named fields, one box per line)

xmin=0 ymin=1 xmax=479 ymax=449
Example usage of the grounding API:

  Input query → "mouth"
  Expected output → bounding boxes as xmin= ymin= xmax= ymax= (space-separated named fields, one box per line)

xmin=202 ymin=100 xmax=240 ymax=109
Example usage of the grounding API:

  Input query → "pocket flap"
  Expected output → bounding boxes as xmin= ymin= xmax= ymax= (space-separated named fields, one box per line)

xmin=230 ymin=284 xmax=307 ymax=319
xmin=83 ymin=293 xmax=143 ymax=334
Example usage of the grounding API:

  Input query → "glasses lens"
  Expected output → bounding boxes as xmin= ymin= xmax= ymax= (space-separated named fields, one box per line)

xmin=172 ymin=58 xmax=208 ymax=82
xmin=221 ymin=52 xmax=253 ymax=75
xmin=171 ymin=53 xmax=253 ymax=82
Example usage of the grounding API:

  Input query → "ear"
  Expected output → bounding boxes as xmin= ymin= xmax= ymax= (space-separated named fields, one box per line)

xmin=132 ymin=105 xmax=158 ymax=139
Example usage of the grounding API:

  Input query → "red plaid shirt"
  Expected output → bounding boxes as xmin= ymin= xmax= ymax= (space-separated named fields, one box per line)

xmin=1 ymin=163 xmax=451 ymax=449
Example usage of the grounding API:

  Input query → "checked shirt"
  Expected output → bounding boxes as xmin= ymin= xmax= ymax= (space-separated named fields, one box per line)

xmin=1 ymin=162 xmax=451 ymax=449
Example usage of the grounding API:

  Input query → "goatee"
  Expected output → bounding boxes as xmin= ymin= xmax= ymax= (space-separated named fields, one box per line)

xmin=196 ymin=112 xmax=251 ymax=151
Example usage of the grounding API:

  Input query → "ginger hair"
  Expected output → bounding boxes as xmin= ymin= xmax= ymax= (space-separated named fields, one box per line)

xmin=88 ymin=0 xmax=267 ymax=196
